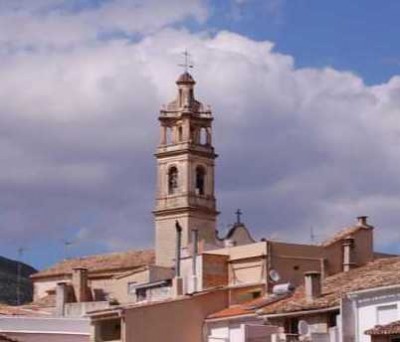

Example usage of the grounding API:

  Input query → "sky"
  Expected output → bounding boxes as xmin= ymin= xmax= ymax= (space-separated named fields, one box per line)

xmin=1 ymin=0 xmax=400 ymax=269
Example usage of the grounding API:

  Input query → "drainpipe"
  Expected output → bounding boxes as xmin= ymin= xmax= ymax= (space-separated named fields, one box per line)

xmin=175 ymin=221 xmax=182 ymax=277
xmin=173 ymin=221 xmax=183 ymax=297
xmin=191 ymin=228 xmax=199 ymax=293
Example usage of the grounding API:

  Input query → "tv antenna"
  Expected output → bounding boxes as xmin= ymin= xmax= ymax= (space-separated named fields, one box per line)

xmin=310 ymin=227 xmax=316 ymax=244
xmin=62 ymin=239 xmax=75 ymax=260
xmin=178 ymin=50 xmax=194 ymax=73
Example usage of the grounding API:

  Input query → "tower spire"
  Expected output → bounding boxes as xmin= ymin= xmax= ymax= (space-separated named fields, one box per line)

xmin=154 ymin=69 xmax=218 ymax=267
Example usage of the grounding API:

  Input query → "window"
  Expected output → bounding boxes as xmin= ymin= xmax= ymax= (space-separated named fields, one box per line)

xmin=168 ymin=166 xmax=178 ymax=194
xmin=136 ymin=288 xmax=147 ymax=302
xmin=178 ymin=126 xmax=183 ymax=141
xmin=195 ymin=166 xmax=205 ymax=195
xmin=200 ymin=127 xmax=207 ymax=145
xmin=166 ymin=127 xmax=172 ymax=145
xmin=377 ymin=304 xmax=398 ymax=325
xmin=99 ymin=319 xmax=121 ymax=342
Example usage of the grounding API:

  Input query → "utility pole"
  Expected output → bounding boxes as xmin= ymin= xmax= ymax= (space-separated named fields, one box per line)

xmin=16 ymin=247 xmax=26 ymax=306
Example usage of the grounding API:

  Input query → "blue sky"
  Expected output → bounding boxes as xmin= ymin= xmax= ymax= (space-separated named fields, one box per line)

xmin=206 ymin=0 xmax=400 ymax=85
xmin=1 ymin=0 xmax=400 ymax=269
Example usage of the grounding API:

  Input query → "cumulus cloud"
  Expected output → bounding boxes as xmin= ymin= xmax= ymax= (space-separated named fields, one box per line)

xmin=1 ymin=2 xmax=400 ymax=267
xmin=0 ymin=0 xmax=207 ymax=48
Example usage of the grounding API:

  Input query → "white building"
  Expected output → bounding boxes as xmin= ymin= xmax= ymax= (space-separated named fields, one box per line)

xmin=343 ymin=284 xmax=400 ymax=342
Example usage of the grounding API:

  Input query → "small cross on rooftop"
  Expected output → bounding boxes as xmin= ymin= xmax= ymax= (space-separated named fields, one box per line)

xmin=235 ymin=209 xmax=242 ymax=225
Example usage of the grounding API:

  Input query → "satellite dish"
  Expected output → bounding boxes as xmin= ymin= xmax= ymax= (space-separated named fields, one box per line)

xmin=298 ymin=320 xmax=310 ymax=336
xmin=269 ymin=269 xmax=281 ymax=283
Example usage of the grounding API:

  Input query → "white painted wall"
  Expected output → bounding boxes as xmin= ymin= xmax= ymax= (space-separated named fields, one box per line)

xmin=351 ymin=287 xmax=400 ymax=342
xmin=207 ymin=320 xmax=277 ymax=342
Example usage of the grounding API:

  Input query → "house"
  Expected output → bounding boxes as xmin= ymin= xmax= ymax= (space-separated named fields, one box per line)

xmin=365 ymin=321 xmax=400 ymax=342
xmin=205 ymin=256 xmax=400 ymax=342
xmin=344 ymin=284 xmax=400 ymax=342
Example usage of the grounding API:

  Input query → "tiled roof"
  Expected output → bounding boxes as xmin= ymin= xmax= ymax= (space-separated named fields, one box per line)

xmin=321 ymin=224 xmax=372 ymax=247
xmin=259 ymin=256 xmax=400 ymax=315
xmin=31 ymin=249 xmax=155 ymax=279
xmin=207 ymin=305 xmax=252 ymax=319
xmin=0 ymin=304 xmax=51 ymax=317
xmin=365 ymin=320 xmax=400 ymax=335
xmin=207 ymin=294 xmax=290 ymax=320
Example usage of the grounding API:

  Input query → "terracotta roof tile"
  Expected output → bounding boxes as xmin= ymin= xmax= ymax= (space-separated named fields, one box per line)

xmin=321 ymin=225 xmax=372 ymax=247
xmin=259 ymin=256 xmax=400 ymax=315
xmin=31 ymin=249 xmax=154 ymax=279
xmin=365 ymin=320 xmax=400 ymax=335
xmin=0 ymin=304 xmax=52 ymax=317
xmin=208 ymin=305 xmax=253 ymax=319
xmin=207 ymin=295 xmax=290 ymax=320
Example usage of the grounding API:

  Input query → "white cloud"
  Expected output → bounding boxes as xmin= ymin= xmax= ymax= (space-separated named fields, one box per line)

xmin=1 ymin=10 xmax=400 ymax=265
xmin=0 ymin=0 xmax=208 ymax=48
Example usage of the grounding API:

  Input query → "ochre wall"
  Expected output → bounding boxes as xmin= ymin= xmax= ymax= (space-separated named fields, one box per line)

xmin=124 ymin=290 xmax=228 ymax=342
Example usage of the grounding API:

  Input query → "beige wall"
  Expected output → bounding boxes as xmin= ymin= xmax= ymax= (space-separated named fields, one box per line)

xmin=34 ymin=277 xmax=65 ymax=301
xmin=206 ymin=241 xmax=326 ymax=291
xmin=123 ymin=290 xmax=228 ymax=342
xmin=269 ymin=241 xmax=324 ymax=287
xmin=229 ymin=285 xmax=265 ymax=305
xmin=324 ymin=228 xmax=374 ymax=276
xmin=155 ymin=212 xmax=217 ymax=267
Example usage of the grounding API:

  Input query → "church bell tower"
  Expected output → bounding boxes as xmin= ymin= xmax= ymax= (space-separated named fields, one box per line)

xmin=154 ymin=72 xmax=218 ymax=266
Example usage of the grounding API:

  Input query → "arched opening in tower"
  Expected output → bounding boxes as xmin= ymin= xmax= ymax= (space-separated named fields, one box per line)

xmin=195 ymin=166 xmax=206 ymax=195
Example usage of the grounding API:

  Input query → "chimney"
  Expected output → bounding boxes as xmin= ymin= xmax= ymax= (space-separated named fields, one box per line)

xmin=56 ymin=282 xmax=68 ymax=316
xmin=305 ymin=271 xmax=321 ymax=301
xmin=173 ymin=221 xmax=183 ymax=297
xmin=357 ymin=216 xmax=368 ymax=227
xmin=191 ymin=229 xmax=199 ymax=293
xmin=343 ymin=236 xmax=355 ymax=272
xmin=72 ymin=267 xmax=89 ymax=302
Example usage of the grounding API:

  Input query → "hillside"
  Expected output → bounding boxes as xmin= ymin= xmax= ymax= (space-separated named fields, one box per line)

xmin=0 ymin=256 xmax=37 ymax=305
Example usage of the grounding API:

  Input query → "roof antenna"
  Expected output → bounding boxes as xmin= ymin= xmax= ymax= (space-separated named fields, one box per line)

xmin=310 ymin=227 xmax=316 ymax=244
xmin=62 ymin=239 xmax=75 ymax=260
xmin=178 ymin=49 xmax=194 ymax=73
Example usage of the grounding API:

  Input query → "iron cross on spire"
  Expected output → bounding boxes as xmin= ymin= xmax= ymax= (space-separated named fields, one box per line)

xmin=235 ymin=209 xmax=243 ymax=225
xmin=178 ymin=50 xmax=194 ymax=73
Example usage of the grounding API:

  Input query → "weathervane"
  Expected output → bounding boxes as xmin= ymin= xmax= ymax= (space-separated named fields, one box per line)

xmin=178 ymin=50 xmax=194 ymax=73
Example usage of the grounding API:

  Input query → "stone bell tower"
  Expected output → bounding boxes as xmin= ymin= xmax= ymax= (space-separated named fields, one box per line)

xmin=154 ymin=72 xmax=218 ymax=267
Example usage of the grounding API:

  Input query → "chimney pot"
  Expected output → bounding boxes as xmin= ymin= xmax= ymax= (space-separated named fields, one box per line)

xmin=357 ymin=216 xmax=368 ymax=226
xmin=72 ymin=267 xmax=89 ymax=302
xmin=304 ymin=271 xmax=321 ymax=301
xmin=343 ymin=237 xmax=355 ymax=272
xmin=56 ymin=282 xmax=68 ymax=316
